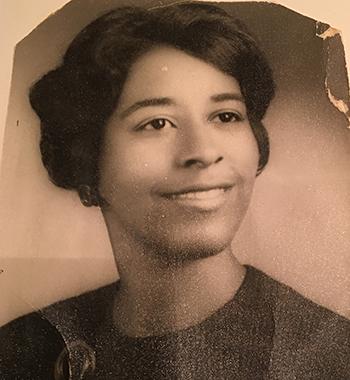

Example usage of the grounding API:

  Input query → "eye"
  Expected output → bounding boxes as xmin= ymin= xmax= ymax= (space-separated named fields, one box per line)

xmin=138 ymin=118 xmax=175 ymax=131
xmin=212 ymin=111 xmax=243 ymax=123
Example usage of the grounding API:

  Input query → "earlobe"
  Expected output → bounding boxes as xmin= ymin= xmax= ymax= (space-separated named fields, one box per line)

xmin=78 ymin=185 xmax=100 ymax=207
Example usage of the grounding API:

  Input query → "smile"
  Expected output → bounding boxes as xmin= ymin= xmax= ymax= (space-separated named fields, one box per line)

xmin=168 ymin=188 xmax=226 ymax=200
xmin=160 ymin=185 xmax=234 ymax=211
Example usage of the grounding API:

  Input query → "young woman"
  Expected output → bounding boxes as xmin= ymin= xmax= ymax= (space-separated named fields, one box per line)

xmin=0 ymin=3 xmax=349 ymax=379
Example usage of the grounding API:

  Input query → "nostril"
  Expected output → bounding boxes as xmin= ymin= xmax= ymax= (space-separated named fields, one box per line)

xmin=184 ymin=159 xmax=199 ymax=168
xmin=183 ymin=155 xmax=224 ymax=168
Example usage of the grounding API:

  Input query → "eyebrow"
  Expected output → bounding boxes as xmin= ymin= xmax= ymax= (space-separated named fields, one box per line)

xmin=210 ymin=92 xmax=245 ymax=103
xmin=119 ymin=97 xmax=175 ymax=119
xmin=119 ymin=92 xmax=245 ymax=119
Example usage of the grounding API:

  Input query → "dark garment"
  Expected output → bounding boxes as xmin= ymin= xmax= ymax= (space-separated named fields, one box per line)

xmin=0 ymin=266 xmax=349 ymax=379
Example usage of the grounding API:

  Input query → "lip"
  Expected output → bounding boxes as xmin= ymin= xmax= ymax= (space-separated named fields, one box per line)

xmin=160 ymin=183 xmax=234 ymax=197
xmin=159 ymin=183 xmax=234 ymax=211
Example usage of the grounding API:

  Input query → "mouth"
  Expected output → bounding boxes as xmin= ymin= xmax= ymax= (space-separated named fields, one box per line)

xmin=160 ymin=184 xmax=234 ymax=211
xmin=165 ymin=187 xmax=228 ymax=199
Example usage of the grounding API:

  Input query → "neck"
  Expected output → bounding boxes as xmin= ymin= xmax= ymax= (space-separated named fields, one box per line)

xmin=104 ymin=216 xmax=245 ymax=338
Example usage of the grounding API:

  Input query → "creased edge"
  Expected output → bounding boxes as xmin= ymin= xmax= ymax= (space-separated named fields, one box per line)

xmin=316 ymin=24 xmax=341 ymax=40
xmin=316 ymin=22 xmax=350 ymax=128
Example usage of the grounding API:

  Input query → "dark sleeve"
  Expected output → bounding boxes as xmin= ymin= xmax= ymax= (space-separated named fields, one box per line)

xmin=0 ymin=312 xmax=68 ymax=380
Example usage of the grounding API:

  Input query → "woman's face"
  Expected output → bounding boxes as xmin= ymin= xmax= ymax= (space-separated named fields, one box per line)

xmin=99 ymin=46 xmax=259 ymax=262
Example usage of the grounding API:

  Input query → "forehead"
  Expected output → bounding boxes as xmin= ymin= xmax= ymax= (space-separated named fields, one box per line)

xmin=118 ymin=46 xmax=242 ymax=104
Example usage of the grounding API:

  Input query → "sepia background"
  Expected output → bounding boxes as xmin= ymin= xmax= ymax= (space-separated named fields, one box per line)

xmin=0 ymin=0 xmax=349 ymax=326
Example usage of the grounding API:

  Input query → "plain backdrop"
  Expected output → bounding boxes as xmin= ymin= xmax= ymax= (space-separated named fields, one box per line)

xmin=0 ymin=0 xmax=349 ymax=326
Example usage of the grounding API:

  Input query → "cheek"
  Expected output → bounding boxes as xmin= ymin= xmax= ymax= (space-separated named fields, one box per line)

xmin=98 ymin=137 xmax=169 ymax=197
xmin=226 ymin=130 xmax=260 ymax=177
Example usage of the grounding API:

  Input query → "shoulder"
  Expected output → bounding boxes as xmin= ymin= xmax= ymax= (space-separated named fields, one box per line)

xmin=0 ymin=282 xmax=117 ymax=379
xmin=251 ymin=266 xmax=350 ymax=339
xmin=40 ymin=281 xmax=117 ymax=337
xmin=245 ymin=265 xmax=349 ymax=326
xmin=245 ymin=266 xmax=350 ymax=378
xmin=0 ymin=311 xmax=65 ymax=379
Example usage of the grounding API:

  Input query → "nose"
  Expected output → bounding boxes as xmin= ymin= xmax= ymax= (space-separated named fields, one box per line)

xmin=175 ymin=121 xmax=224 ymax=169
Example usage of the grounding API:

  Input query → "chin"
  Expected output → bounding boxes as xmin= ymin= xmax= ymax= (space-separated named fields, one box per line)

xmin=139 ymin=224 xmax=236 ymax=265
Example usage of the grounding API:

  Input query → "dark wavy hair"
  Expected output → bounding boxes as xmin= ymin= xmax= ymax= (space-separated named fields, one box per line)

xmin=29 ymin=2 xmax=275 ymax=196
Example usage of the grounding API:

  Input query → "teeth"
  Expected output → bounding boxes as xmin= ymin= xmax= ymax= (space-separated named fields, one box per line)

xmin=171 ymin=188 xmax=225 ymax=200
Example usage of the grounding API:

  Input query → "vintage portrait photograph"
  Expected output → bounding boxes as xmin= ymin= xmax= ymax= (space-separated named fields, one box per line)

xmin=0 ymin=0 xmax=349 ymax=379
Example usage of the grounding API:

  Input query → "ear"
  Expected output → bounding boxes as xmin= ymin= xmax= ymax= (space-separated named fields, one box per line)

xmin=77 ymin=185 xmax=100 ymax=207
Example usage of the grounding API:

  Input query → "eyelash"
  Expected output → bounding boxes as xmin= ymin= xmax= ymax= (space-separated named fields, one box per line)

xmin=211 ymin=111 xmax=244 ymax=123
xmin=136 ymin=111 xmax=244 ymax=131
xmin=138 ymin=118 xmax=175 ymax=131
